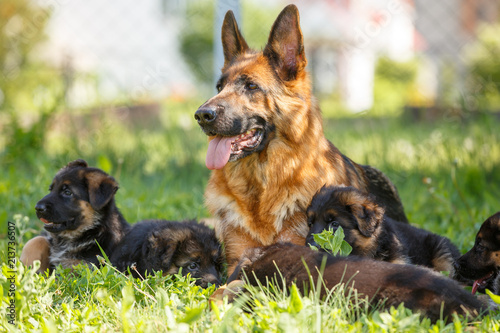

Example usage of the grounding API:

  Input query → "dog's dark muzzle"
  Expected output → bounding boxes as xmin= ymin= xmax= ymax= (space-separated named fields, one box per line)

xmin=194 ymin=104 xmax=226 ymax=135
xmin=306 ymin=235 xmax=318 ymax=248
xmin=35 ymin=195 xmax=78 ymax=233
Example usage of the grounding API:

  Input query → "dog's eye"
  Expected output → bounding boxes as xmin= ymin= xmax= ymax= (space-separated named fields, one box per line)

xmin=186 ymin=262 xmax=199 ymax=271
xmin=329 ymin=221 xmax=340 ymax=229
xmin=246 ymin=83 xmax=258 ymax=91
xmin=476 ymin=244 xmax=486 ymax=252
xmin=216 ymin=84 xmax=222 ymax=93
xmin=62 ymin=189 xmax=73 ymax=197
xmin=325 ymin=215 xmax=334 ymax=223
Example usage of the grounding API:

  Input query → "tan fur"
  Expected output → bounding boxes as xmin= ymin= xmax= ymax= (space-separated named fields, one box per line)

xmin=58 ymin=201 xmax=98 ymax=240
xmin=20 ymin=236 xmax=51 ymax=272
xmin=350 ymin=229 xmax=379 ymax=257
xmin=432 ymin=253 xmax=455 ymax=273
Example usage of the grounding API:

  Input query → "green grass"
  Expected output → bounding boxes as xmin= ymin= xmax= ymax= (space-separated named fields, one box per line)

xmin=1 ymin=99 xmax=500 ymax=331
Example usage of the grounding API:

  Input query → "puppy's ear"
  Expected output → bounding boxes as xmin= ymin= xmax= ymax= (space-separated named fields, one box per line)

xmin=145 ymin=230 xmax=174 ymax=258
xmin=86 ymin=172 xmax=119 ymax=210
xmin=64 ymin=159 xmax=89 ymax=169
xmin=66 ymin=159 xmax=88 ymax=169
xmin=264 ymin=4 xmax=307 ymax=81
xmin=221 ymin=10 xmax=249 ymax=67
xmin=349 ymin=201 xmax=384 ymax=237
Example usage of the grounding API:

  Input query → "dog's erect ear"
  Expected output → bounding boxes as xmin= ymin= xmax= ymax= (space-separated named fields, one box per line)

xmin=86 ymin=172 xmax=119 ymax=210
xmin=221 ymin=10 xmax=249 ymax=67
xmin=264 ymin=4 xmax=307 ymax=81
xmin=66 ymin=159 xmax=88 ymax=169
xmin=349 ymin=201 xmax=384 ymax=237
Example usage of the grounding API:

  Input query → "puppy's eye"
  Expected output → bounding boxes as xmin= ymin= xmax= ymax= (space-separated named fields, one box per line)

xmin=62 ymin=189 xmax=73 ymax=197
xmin=329 ymin=221 xmax=340 ymax=229
xmin=246 ymin=83 xmax=258 ymax=91
xmin=325 ymin=215 xmax=335 ymax=223
xmin=476 ymin=244 xmax=486 ymax=252
xmin=186 ymin=262 xmax=199 ymax=271
xmin=216 ymin=84 xmax=222 ymax=93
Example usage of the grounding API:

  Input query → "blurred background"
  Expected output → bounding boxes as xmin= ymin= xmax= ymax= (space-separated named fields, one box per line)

xmin=1 ymin=0 xmax=500 ymax=244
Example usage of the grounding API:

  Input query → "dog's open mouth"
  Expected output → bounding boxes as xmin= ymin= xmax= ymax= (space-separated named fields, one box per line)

xmin=40 ymin=217 xmax=74 ymax=233
xmin=471 ymin=271 xmax=495 ymax=294
xmin=206 ymin=128 xmax=263 ymax=170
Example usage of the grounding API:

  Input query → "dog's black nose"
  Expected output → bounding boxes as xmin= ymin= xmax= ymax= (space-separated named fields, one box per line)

xmin=35 ymin=202 xmax=48 ymax=213
xmin=194 ymin=107 xmax=217 ymax=125
xmin=306 ymin=236 xmax=318 ymax=248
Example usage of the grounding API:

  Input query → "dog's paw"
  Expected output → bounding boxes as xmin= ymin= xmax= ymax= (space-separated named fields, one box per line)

xmin=20 ymin=236 xmax=51 ymax=273
xmin=209 ymin=279 xmax=246 ymax=308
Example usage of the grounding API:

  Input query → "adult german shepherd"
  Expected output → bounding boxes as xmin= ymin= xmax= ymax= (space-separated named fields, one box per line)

xmin=195 ymin=5 xmax=407 ymax=273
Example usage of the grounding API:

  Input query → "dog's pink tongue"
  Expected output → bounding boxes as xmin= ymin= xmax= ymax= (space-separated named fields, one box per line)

xmin=472 ymin=280 xmax=480 ymax=295
xmin=206 ymin=136 xmax=233 ymax=170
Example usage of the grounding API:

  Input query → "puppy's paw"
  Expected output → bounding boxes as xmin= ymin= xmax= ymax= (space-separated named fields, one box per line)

xmin=209 ymin=279 xmax=246 ymax=308
xmin=20 ymin=236 xmax=51 ymax=273
xmin=222 ymin=279 xmax=245 ymax=302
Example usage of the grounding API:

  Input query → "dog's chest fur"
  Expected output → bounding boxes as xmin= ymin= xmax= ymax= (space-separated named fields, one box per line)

xmin=206 ymin=134 xmax=366 ymax=246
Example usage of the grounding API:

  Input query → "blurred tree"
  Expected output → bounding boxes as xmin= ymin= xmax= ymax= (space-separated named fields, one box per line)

xmin=372 ymin=56 xmax=418 ymax=116
xmin=179 ymin=1 xmax=214 ymax=86
xmin=179 ymin=1 xmax=277 ymax=88
xmin=465 ymin=23 xmax=500 ymax=111
xmin=0 ymin=0 xmax=62 ymax=162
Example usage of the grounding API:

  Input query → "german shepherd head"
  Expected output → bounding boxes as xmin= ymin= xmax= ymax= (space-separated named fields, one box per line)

xmin=454 ymin=212 xmax=500 ymax=294
xmin=306 ymin=186 xmax=384 ymax=256
xmin=34 ymin=159 xmax=129 ymax=268
xmin=195 ymin=4 xmax=312 ymax=170
xmin=36 ymin=159 xmax=119 ymax=236
xmin=111 ymin=220 xmax=224 ymax=288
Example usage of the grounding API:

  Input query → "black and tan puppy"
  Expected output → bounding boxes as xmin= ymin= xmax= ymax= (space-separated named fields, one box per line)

xmin=454 ymin=212 xmax=500 ymax=295
xmin=20 ymin=159 xmax=130 ymax=271
xmin=110 ymin=220 xmax=224 ymax=288
xmin=227 ymin=243 xmax=485 ymax=323
xmin=306 ymin=186 xmax=460 ymax=273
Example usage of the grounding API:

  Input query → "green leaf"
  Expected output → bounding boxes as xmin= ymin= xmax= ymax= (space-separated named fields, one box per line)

xmin=179 ymin=307 xmax=203 ymax=324
xmin=97 ymin=155 xmax=113 ymax=174
xmin=339 ymin=240 xmax=353 ymax=257
xmin=288 ymin=284 xmax=303 ymax=314
xmin=311 ymin=226 xmax=352 ymax=256
xmin=486 ymin=289 xmax=500 ymax=304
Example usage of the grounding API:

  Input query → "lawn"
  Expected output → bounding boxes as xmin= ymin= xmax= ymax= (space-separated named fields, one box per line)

xmin=1 ymin=99 xmax=500 ymax=332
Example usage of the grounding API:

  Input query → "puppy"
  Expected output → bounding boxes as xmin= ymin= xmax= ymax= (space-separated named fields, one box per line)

xmin=20 ymin=159 xmax=130 ymax=271
xmin=454 ymin=212 xmax=500 ymax=295
xmin=306 ymin=186 xmax=460 ymax=273
xmin=110 ymin=220 xmax=224 ymax=288
xmin=227 ymin=243 xmax=485 ymax=323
